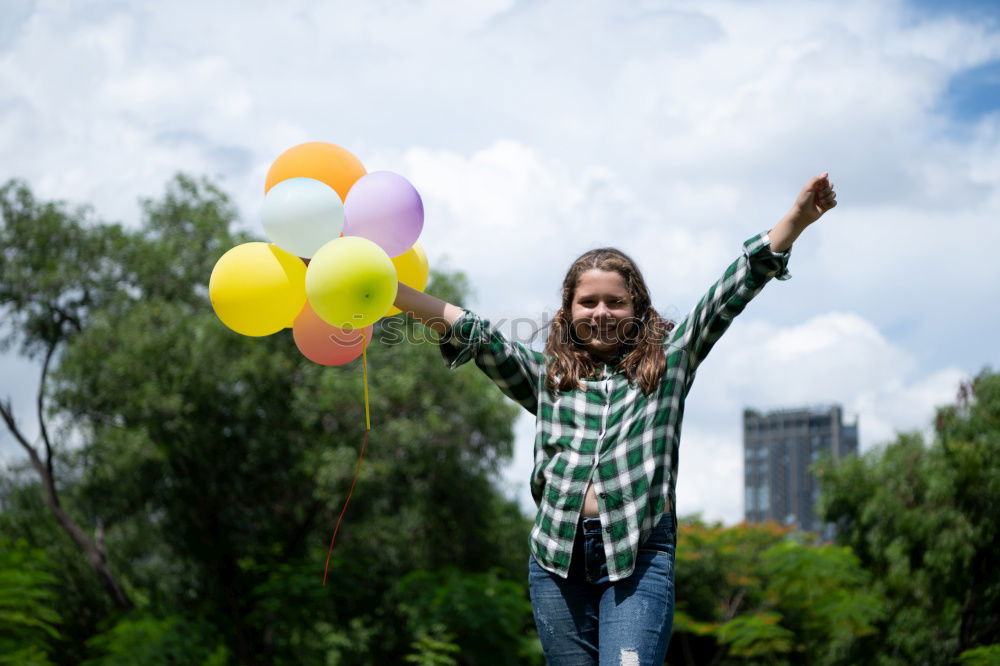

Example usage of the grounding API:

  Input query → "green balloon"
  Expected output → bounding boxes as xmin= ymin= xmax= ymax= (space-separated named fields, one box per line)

xmin=305 ymin=236 xmax=397 ymax=329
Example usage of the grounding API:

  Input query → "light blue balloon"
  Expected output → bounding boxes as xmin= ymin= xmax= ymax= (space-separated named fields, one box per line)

xmin=261 ymin=177 xmax=345 ymax=258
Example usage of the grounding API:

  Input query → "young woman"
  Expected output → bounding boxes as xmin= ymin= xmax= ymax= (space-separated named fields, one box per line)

xmin=394 ymin=173 xmax=837 ymax=665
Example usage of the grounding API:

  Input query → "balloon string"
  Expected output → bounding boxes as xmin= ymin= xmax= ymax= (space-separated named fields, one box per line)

xmin=322 ymin=335 xmax=373 ymax=586
xmin=322 ymin=427 xmax=369 ymax=586
xmin=362 ymin=334 xmax=370 ymax=430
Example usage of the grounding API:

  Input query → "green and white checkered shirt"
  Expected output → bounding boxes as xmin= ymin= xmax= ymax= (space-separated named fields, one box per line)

xmin=440 ymin=232 xmax=791 ymax=581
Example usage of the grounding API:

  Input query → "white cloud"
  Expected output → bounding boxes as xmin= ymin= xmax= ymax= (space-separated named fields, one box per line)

xmin=383 ymin=140 xmax=740 ymax=324
xmin=688 ymin=311 xmax=964 ymax=432
xmin=672 ymin=310 xmax=967 ymax=524
xmin=1 ymin=0 xmax=998 ymax=524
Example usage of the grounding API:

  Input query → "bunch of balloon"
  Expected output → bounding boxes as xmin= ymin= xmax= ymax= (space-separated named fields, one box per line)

xmin=208 ymin=142 xmax=431 ymax=585
xmin=208 ymin=141 xmax=431 ymax=367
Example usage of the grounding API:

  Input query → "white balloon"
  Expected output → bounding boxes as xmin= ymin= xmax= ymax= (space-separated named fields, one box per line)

xmin=261 ymin=177 xmax=345 ymax=258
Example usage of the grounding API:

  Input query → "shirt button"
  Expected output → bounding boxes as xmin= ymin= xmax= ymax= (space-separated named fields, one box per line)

xmin=599 ymin=492 xmax=607 ymax=499
xmin=605 ymin=526 xmax=613 ymax=534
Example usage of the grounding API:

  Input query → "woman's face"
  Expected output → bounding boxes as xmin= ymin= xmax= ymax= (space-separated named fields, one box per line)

xmin=570 ymin=269 xmax=635 ymax=361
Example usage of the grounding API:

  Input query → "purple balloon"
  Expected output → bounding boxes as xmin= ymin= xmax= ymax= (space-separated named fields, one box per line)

xmin=343 ymin=171 xmax=424 ymax=257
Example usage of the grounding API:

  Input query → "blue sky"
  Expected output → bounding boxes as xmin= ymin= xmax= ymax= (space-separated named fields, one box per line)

xmin=942 ymin=59 xmax=1000 ymax=121
xmin=1 ymin=0 xmax=998 ymax=523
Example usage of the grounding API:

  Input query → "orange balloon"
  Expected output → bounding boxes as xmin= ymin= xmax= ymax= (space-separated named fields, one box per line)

xmin=293 ymin=301 xmax=373 ymax=366
xmin=264 ymin=142 xmax=367 ymax=201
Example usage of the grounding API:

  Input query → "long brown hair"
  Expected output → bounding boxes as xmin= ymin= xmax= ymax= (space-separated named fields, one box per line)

xmin=544 ymin=248 xmax=674 ymax=394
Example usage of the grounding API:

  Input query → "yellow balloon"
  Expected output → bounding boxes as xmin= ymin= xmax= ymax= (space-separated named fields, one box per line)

xmin=209 ymin=243 xmax=306 ymax=337
xmin=306 ymin=237 xmax=397 ymax=330
xmin=385 ymin=242 xmax=429 ymax=316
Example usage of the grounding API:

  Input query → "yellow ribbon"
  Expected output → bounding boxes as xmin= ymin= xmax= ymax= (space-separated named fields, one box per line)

xmin=362 ymin=333 xmax=370 ymax=430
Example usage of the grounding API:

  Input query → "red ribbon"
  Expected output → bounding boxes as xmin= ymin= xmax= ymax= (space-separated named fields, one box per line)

xmin=323 ymin=427 xmax=370 ymax=586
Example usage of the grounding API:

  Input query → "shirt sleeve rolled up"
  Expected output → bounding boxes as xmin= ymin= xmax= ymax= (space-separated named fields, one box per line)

xmin=670 ymin=231 xmax=792 ymax=381
xmin=439 ymin=310 xmax=547 ymax=415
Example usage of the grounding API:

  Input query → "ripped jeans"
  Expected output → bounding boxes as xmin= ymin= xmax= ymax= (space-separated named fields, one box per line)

xmin=528 ymin=514 xmax=676 ymax=666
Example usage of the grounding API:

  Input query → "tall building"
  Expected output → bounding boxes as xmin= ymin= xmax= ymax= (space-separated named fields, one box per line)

xmin=743 ymin=405 xmax=858 ymax=535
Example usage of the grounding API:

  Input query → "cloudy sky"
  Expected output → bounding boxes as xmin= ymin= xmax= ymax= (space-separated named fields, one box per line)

xmin=1 ymin=0 xmax=998 ymax=524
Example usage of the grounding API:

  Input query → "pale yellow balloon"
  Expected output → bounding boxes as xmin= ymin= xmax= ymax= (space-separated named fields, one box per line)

xmin=306 ymin=236 xmax=397 ymax=330
xmin=385 ymin=242 xmax=429 ymax=316
xmin=209 ymin=242 xmax=307 ymax=337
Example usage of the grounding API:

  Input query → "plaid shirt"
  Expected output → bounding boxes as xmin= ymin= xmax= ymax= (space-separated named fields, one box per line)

xmin=440 ymin=232 xmax=791 ymax=581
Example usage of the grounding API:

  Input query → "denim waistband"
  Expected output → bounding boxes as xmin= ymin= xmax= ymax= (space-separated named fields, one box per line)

xmin=579 ymin=513 xmax=673 ymax=536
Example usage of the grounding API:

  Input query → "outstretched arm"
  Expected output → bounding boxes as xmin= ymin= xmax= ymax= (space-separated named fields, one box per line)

xmin=768 ymin=172 xmax=838 ymax=252
xmin=670 ymin=172 xmax=837 ymax=379
xmin=394 ymin=283 xmax=464 ymax=334
xmin=398 ymin=284 xmax=545 ymax=414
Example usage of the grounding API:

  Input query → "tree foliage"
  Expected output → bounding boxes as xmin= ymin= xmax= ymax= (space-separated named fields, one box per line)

xmin=80 ymin=614 xmax=228 ymax=666
xmin=394 ymin=567 xmax=542 ymax=665
xmin=0 ymin=176 xmax=532 ymax=664
xmin=668 ymin=520 xmax=881 ymax=665
xmin=817 ymin=368 xmax=1000 ymax=665
xmin=0 ymin=538 xmax=61 ymax=665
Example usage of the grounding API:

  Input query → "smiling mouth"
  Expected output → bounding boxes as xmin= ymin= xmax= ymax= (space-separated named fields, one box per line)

xmin=587 ymin=328 xmax=620 ymax=341
xmin=573 ymin=319 xmax=632 ymax=345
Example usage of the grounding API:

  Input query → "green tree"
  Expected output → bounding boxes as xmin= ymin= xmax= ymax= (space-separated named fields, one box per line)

xmin=754 ymin=540 xmax=882 ymax=664
xmin=0 ymin=177 xmax=536 ymax=664
xmin=0 ymin=476 xmax=115 ymax=665
xmin=668 ymin=520 xmax=882 ymax=665
xmin=405 ymin=625 xmax=461 ymax=666
xmin=817 ymin=369 xmax=1000 ymax=665
xmin=0 ymin=538 xmax=62 ymax=665
xmin=0 ymin=180 xmax=134 ymax=610
xmin=958 ymin=644 xmax=1000 ymax=666
xmin=80 ymin=614 xmax=228 ymax=666
xmin=394 ymin=567 xmax=542 ymax=665
xmin=959 ymin=644 xmax=1000 ymax=666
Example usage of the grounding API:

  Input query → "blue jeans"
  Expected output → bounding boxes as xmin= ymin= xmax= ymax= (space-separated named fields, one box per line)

xmin=529 ymin=514 xmax=676 ymax=666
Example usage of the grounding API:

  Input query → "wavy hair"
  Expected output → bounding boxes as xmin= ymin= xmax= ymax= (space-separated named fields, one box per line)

xmin=544 ymin=248 xmax=674 ymax=395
